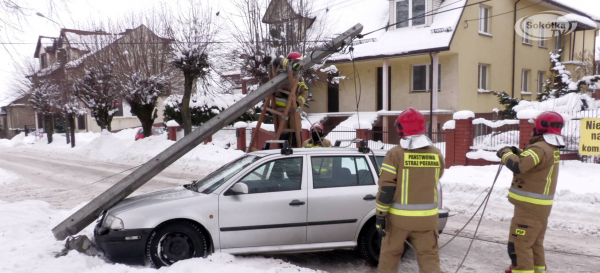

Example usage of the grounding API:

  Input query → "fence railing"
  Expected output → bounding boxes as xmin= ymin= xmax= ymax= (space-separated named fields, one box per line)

xmin=472 ymin=123 xmax=520 ymax=151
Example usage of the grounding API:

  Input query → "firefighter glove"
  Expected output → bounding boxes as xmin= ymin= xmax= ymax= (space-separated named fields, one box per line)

xmin=497 ymin=146 xmax=512 ymax=159
xmin=375 ymin=215 xmax=386 ymax=237
xmin=291 ymin=60 xmax=302 ymax=71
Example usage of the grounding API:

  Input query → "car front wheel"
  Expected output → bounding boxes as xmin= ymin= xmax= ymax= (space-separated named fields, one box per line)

xmin=358 ymin=222 xmax=410 ymax=266
xmin=146 ymin=221 xmax=208 ymax=268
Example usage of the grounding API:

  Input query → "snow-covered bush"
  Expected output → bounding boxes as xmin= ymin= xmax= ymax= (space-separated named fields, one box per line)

xmin=163 ymin=93 xmax=258 ymax=127
xmin=73 ymin=65 xmax=120 ymax=131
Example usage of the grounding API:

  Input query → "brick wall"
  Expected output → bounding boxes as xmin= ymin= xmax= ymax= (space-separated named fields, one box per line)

xmin=454 ymin=118 xmax=474 ymax=166
xmin=519 ymin=119 xmax=535 ymax=149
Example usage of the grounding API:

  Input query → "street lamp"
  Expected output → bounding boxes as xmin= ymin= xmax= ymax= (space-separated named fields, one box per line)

xmin=35 ymin=12 xmax=63 ymax=28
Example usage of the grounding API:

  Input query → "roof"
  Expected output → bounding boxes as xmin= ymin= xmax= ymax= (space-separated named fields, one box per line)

xmin=328 ymin=0 xmax=466 ymax=62
xmin=248 ymin=147 xmax=388 ymax=157
xmin=262 ymin=0 xmax=316 ymax=27
xmin=545 ymin=0 xmax=600 ymax=21
xmin=34 ymin=36 xmax=58 ymax=58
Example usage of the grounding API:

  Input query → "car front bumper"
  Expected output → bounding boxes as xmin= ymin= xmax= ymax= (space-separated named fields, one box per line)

xmin=94 ymin=226 xmax=153 ymax=265
xmin=438 ymin=209 xmax=449 ymax=233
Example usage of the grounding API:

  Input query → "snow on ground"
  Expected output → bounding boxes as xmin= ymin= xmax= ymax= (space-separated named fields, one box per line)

xmin=0 ymin=130 xmax=243 ymax=172
xmin=441 ymin=161 xmax=600 ymax=237
xmin=0 ymin=167 xmax=19 ymax=186
xmin=0 ymin=200 xmax=321 ymax=273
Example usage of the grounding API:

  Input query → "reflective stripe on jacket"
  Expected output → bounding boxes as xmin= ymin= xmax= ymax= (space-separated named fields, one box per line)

xmin=375 ymin=145 xmax=445 ymax=231
xmin=501 ymin=136 xmax=560 ymax=218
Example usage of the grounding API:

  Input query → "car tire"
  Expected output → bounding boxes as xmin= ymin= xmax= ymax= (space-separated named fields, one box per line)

xmin=146 ymin=221 xmax=208 ymax=268
xmin=358 ymin=222 xmax=410 ymax=266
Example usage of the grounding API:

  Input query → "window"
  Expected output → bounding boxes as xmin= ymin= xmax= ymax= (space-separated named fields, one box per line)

xmin=478 ymin=64 xmax=489 ymax=91
xmin=539 ymin=28 xmax=546 ymax=47
xmin=196 ymin=155 xmax=261 ymax=194
xmin=312 ymin=156 xmax=375 ymax=188
xmin=395 ymin=0 xmax=426 ymax=29
xmin=412 ymin=63 xmax=441 ymax=92
xmin=41 ymin=53 xmax=48 ymax=69
xmin=77 ymin=115 xmax=86 ymax=129
xmin=522 ymin=69 xmax=530 ymax=93
xmin=537 ymin=71 xmax=545 ymax=94
xmin=522 ymin=20 xmax=531 ymax=44
xmin=112 ymin=101 xmax=124 ymax=117
xmin=554 ymin=31 xmax=562 ymax=52
xmin=479 ymin=6 xmax=490 ymax=34
xmin=235 ymin=157 xmax=303 ymax=194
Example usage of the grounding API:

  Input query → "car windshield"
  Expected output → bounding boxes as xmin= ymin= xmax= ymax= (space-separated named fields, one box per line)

xmin=152 ymin=128 xmax=164 ymax=135
xmin=193 ymin=155 xmax=260 ymax=194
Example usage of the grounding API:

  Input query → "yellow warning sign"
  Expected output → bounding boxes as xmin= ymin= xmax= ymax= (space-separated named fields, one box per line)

xmin=580 ymin=119 xmax=600 ymax=156
xmin=404 ymin=153 xmax=440 ymax=168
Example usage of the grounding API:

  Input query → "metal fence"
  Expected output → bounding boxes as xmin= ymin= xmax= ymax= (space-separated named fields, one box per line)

xmin=561 ymin=109 xmax=600 ymax=163
xmin=472 ymin=123 xmax=520 ymax=151
xmin=365 ymin=130 xmax=446 ymax=158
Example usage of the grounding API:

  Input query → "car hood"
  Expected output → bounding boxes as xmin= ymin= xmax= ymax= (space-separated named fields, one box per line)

xmin=107 ymin=186 xmax=201 ymax=215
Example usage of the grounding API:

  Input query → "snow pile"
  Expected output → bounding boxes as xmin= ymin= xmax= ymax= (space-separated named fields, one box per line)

xmin=166 ymin=120 xmax=180 ymax=127
xmin=165 ymin=93 xmax=246 ymax=112
xmin=472 ymin=118 xmax=519 ymax=128
xmin=0 ymin=200 xmax=320 ymax=273
xmin=234 ymin=122 xmax=248 ymax=129
xmin=466 ymin=149 xmax=501 ymax=162
xmin=516 ymin=109 xmax=542 ymax=119
xmin=0 ymin=133 xmax=36 ymax=147
xmin=79 ymin=134 xmax=128 ymax=160
xmin=442 ymin=162 xmax=600 ymax=236
xmin=353 ymin=121 xmax=373 ymax=130
xmin=0 ymin=168 xmax=19 ymax=186
xmin=453 ymin=110 xmax=475 ymax=120
xmin=336 ymin=112 xmax=379 ymax=130
xmin=442 ymin=120 xmax=455 ymax=130
xmin=513 ymin=93 xmax=599 ymax=114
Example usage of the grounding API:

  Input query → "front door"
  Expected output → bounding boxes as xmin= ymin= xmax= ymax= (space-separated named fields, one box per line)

xmin=307 ymin=155 xmax=378 ymax=243
xmin=219 ymin=156 xmax=308 ymax=249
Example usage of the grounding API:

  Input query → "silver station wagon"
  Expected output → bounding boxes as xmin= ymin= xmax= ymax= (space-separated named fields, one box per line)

xmin=94 ymin=146 xmax=449 ymax=267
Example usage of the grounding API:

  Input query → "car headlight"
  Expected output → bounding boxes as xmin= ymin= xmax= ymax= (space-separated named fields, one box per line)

xmin=102 ymin=215 xmax=124 ymax=230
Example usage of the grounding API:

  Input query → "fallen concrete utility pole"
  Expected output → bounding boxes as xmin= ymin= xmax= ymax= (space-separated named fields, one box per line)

xmin=52 ymin=23 xmax=364 ymax=240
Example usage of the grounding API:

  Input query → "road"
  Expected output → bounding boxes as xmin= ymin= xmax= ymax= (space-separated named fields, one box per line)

xmin=1 ymin=148 xmax=599 ymax=272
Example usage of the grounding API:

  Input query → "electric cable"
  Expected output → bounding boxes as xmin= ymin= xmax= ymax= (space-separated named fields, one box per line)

xmin=453 ymin=164 xmax=503 ymax=273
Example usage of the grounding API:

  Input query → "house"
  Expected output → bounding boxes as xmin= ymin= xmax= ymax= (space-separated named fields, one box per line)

xmin=31 ymin=25 xmax=181 ymax=133
xmin=0 ymin=94 xmax=37 ymax=139
xmin=294 ymin=0 xmax=599 ymax=138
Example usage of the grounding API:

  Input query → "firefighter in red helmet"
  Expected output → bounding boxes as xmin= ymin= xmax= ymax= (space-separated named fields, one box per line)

xmin=375 ymin=107 xmax=444 ymax=273
xmin=497 ymin=111 xmax=565 ymax=273
xmin=302 ymin=122 xmax=332 ymax=148
xmin=271 ymin=51 xmax=309 ymax=147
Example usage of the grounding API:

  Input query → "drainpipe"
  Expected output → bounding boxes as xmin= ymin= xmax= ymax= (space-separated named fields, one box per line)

xmin=511 ymin=0 xmax=522 ymax=98
xmin=429 ymin=52 xmax=434 ymax=139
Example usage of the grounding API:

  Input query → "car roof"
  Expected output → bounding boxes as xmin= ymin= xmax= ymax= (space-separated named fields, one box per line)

xmin=249 ymin=147 xmax=389 ymax=157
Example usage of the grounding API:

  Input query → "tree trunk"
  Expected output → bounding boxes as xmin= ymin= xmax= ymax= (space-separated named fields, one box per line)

xmin=44 ymin=114 xmax=54 ymax=144
xmin=70 ymin=115 xmax=76 ymax=148
xmin=131 ymin=103 xmax=156 ymax=138
xmin=107 ymin=115 xmax=113 ymax=132
xmin=181 ymin=75 xmax=194 ymax=136
xmin=65 ymin=114 xmax=71 ymax=144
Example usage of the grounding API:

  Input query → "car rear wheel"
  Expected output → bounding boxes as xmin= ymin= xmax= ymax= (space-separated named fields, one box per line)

xmin=146 ymin=221 xmax=208 ymax=268
xmin=358 ymin=222 xmax=410 ymax=266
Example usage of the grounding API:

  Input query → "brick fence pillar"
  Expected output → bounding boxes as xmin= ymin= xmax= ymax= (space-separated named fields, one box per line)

xmin=166 ymin=120 xmax=180 ymax=141
xmin=445 ymin=127 xmax=455 ymax=168
xmin=356 ymin=129 xmax=371 ymax=148
xmin=302 ymin=129 xmax=310 ymax=145
xmin=236 ymin=128 xmax=247 ymax=151
xmin=453 ymin=111 xmax=475 ymax=166
xmin=519 ymin=119 xmax=536 ymax=149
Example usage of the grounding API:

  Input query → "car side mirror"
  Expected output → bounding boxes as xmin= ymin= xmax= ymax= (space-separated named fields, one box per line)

xmin=230 ymin=183 xmax=249 ymax=195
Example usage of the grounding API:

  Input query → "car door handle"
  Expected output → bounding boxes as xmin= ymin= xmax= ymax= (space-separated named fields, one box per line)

xmin=363 ymin=194 xmax=376 ymax=201
xmin=289 ymin=200 xmax=306 ymax=206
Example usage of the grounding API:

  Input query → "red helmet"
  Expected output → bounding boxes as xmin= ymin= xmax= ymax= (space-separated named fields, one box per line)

xmin=310 ymin=122 xmax=324 ymax=134
xmin=287 ymin=52 xmax=302 ymax=61
xmin=534 ymin=111 xmax=564 ymax=135
xmin=396 ymin=107 xmax=426 ymax=137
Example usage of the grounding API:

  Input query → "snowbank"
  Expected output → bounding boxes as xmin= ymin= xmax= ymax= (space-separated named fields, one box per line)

xmin=466 ymin=149 xmax=501 ymax=162
xmin=0 ymin=200 xmax=319 ymax=273
xmin=453 ymin=110 xmax=474 ymax=120
xmin=513 ymin=93 xmax=599 ymax=114
xmin=166 ymin=120 xmax=180 ymax=127
xmin=472 ymin=118 xmax=519 ymax=128
xmin=233 ymin=121 xmax=248 ymax=129
xmin=0 ymin=168 xmax=19 ymax=186
xmin=516 ymin=109 xmax=542 ymax=120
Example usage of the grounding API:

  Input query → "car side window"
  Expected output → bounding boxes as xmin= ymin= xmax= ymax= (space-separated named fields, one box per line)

xmin=369 ymin=156 xmax=385 ymax=174
xmin=312 ymin=156 xmax=375 ymax=189
xmin=235 ymin=157 xmax=303 ymax=194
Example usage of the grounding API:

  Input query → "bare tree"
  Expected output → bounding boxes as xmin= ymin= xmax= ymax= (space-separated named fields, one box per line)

xmin=110 ymin=15 xmax=174 ymax=137
xmin=163 ymin=1 xmax=218 ymax=135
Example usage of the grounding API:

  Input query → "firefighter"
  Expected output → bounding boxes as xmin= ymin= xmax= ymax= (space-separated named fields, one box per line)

xmin=375 ymin=107 xmax=444 ymax=273
xmin=272 ymin=52 xmax=309 ymax=147
xmin=497 ymin=111 xmax=564 ymax=273
xmin=303 ymin=122 xmax=332 ymax=148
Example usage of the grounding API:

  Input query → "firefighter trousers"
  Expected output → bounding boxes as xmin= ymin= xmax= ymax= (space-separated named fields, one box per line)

xmin=507 ymin=206 xmax=548 ymax=273
xmin=378 ymin=221 xmax=441 ymax=273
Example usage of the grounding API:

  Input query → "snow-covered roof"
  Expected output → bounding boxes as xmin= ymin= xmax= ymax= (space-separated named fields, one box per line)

xmin=62 ymin=29 xmax=120 ymax=52
xmin=558 ymin=13 xmax=598 ymax=30
xmin=328 ymin=0 xmax=465 ymax=61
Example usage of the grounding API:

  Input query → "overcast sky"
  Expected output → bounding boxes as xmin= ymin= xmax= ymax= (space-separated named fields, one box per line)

xmin=0 ymin=0 xmax=599 ymax=101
